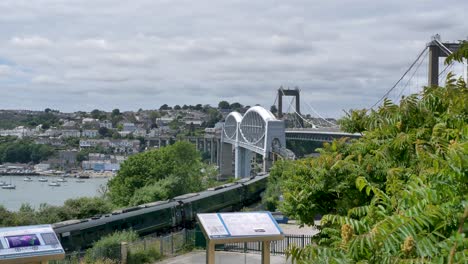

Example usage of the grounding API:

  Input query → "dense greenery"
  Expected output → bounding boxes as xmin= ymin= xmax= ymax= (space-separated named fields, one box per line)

xmin=0 ymin=111 xmax=61 ymax=129
xmin=107 ymin=141 xmax=216 ymax=207
xmin=0 ymin=197 xmax=113 ymax=227
xmin=84 ymin=230 xmax=138 ymax=263
xmin=83 ymin=230 xmax=162 ymax=264
xmin=267 ymin=75 xmax=467 ymax=261
xmin=286 ymin=140 xmax=323 ymax=157
xmin=0 ymin=136 xmax=55 ymax=164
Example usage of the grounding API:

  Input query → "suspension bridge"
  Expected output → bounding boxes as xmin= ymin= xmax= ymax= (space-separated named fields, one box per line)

xmin=220 ymin=35 xmax=467 ymax=178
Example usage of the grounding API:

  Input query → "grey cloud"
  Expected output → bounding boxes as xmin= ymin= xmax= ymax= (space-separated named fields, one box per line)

xmin=0 ymin=0 xmax=467 ymax=116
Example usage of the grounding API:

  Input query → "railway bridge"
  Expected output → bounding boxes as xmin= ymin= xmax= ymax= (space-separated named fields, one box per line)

xmin=220 ymin=106 xmax=291 ymax=178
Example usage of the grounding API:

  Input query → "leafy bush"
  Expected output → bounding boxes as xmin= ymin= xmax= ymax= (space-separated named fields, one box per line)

xmin=128 ymin=248 xmax=162 ymax=264
xmin=0 ymin=197 xmax=112 ymax=228
xmin=276 ymin=69 xmax=468 ymax=262
xmin=85 ymin=230 xmax=138 ymax=263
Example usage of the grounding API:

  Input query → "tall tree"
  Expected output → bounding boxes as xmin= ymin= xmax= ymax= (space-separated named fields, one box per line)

xmin=107 ymin=141 xmax=205 ymax=206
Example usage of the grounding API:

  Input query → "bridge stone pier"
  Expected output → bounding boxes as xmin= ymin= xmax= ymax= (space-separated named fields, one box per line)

xmin=221 ymin=106 xmax=286 ymax=178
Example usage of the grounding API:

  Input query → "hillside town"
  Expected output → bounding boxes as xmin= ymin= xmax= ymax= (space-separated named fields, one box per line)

xmin=0 ymin=102 xmax=338 ymax=177
xmin=0 ymin=105 xmax=227 ymax=176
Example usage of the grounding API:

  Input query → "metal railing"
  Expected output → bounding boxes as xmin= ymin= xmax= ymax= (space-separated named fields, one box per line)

xmin=216 ymin=234 xmax=315 ymax=255
xmin=51 ymin=229 xmax=315 ymax=263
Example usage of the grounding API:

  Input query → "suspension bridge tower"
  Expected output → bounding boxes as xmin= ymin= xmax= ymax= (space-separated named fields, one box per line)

xmin=277 ymin=87 xmax=303 ymax=127
xmin=427 ymin=34 xmax=464 ymax=86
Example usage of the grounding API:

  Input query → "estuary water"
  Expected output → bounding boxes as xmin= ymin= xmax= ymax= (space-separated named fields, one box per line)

xmin=0 ymin=175 xmax=109 ymax=211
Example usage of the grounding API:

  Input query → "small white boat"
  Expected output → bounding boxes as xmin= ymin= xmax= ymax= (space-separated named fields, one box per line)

xmin=24 ymin=177 xmax=33 ymax=182
xmin=48 ymin=181 xmax=60 ymax=187
xmin=2 ymin=184 xmax=16 ymax=190
xmin=57 ymin=178 xmax=67 ymax=183
xmin=38 ymin=177 xmax=48 ymax=182
xmin=75 ymin=179 xmax=85 ymax=183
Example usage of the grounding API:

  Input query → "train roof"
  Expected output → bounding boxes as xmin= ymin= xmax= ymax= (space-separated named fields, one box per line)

xmin=53 ymin=174 xmax=269 ymax=233
xmin=54 ymin=200 xmax=179 ymax=233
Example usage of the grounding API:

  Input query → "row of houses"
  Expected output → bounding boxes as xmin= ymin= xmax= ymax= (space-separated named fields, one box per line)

xmin=79 ymin=139 xmax=141 ymax=154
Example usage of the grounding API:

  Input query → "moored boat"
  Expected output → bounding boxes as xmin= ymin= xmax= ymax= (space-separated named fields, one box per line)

xmin=24 ymin=177 xmax=33 ymax=182
xmin=38 ymin=177 xmax=48 ymax=182
xmin=48 ymin=181 xmax=60 ymax=187
xmin=2 ymin=184 xmax=16 ymax=189
xmin=57 ymin=178 xmax=67 ymax=183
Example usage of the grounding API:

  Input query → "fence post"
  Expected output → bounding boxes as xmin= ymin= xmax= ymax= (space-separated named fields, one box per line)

xmin=120 ymin=242 xmax=128 ymax=264
xmin=160 ymin=237 xmax=163 ymax=256
xmin=302 ymin=234 xmax=304 ymax=248
xmin=171 ymin=233 xmax=174 ymax=255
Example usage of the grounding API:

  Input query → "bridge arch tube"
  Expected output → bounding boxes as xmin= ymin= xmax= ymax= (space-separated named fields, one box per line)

xmin=221 ymin=106 xmax=286 ymax=178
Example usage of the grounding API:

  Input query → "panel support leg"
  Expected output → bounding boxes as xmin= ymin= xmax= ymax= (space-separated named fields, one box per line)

xmin=261 ymin=241 xmax=271 ymax=264
xmin=206 ymin=241 xmax=215 ymax=264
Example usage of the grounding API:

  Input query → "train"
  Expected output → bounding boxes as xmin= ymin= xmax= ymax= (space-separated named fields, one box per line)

xmin=52 ymin=174 xmax=269 ymax=251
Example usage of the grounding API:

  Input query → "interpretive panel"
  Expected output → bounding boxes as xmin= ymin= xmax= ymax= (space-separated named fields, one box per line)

xmin=0 ymin=224 xmax=64 ymax=263
xmin=197 ymin=214 xmax=229 ymax=238
xmin=197 ymin=211 xmax=282 ymax=239
xmin=220 ymin=212 xmax=281 ymax=236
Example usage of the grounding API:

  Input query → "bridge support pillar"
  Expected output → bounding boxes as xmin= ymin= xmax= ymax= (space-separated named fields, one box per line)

xmin=464 ymin=59 xmax=468 ymax=84
xmin=235 ymin=147 xmax=251 ymax=178
xmin=262 ymin=155 xmax=272 ymax=173
xmin=220 ymin=143 xmax=233 ymax=177
xmin=428 ymin=44 xmax=440 ymax=87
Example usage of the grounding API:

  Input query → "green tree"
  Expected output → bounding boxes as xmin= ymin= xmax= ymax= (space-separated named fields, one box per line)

xmin=98 ymin=127 xmax=111 ymax=138
xmin=270 ymin=105 xmax=278 ymax=114
xmin=230 ymin=102 xmax=243 ymax=110
xmin=107 ymin=141 xmax=204 ymax=206
xmin=63 ymin=197 xmax=113 ymax=219
xmin=194 ymin=104 xmax=203 ymax=111
xmin=91 ymin=109 xmax=102 ymax=119
xmin=41 ymin=123 xmax=50 ymax=130
xmin=111 ymin=109 xmax=120 ymax=117
xmin=218 ymin=101 xmax=230 ymax=109
xmin=159 ymin=104 xmax=171 ymax=110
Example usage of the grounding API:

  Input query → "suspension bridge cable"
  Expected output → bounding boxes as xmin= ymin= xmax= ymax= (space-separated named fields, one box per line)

xmin=397 ymin=48 xmax=429 ymax=99
xmin=303 ymin=100 xmax=338 ymax=127
xmin=439 ymin=63 xmax=454 ymax=84
xmin=370 ymin=46 xmax=428 ymax=109
xmin=295 ymin=87 xmax=336 ymax=127
xmin=280 ymin=88 xmax=317 ymax=128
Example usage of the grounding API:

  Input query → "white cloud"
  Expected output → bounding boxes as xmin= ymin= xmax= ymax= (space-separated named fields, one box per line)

xmin=76 ymin=39 xmax=110 ymax=50
xmin=0 ymin=65 xmax=13 ymax=77
xmin=10 ymin=36 xmax=52 ymax=48
xmin=31 ymin=75 xmax=64 ymax=85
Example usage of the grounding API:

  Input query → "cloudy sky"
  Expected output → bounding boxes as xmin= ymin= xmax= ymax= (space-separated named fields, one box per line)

xmin=0 ymin=0 xmax=466 ymax=117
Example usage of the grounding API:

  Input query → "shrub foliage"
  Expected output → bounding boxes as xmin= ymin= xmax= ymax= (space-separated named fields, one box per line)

xmin=269 ymin=68 xmax=467 ymax=262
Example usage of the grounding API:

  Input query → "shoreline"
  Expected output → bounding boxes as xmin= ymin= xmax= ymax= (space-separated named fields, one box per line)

xmin=0 ymin=171 xmax=114 ymax=178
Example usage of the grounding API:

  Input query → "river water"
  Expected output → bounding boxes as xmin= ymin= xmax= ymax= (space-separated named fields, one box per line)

xmin=0 ymin=175 xmax=109 ymax=211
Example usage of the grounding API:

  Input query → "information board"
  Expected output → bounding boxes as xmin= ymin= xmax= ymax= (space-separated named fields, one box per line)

xmin=0 ymin=224 xmax=64 ymax=263
xmin=197 ymin=211 xmax=282 ymax=239
xmin=197 ymin=213 xmax=229 ymax=238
